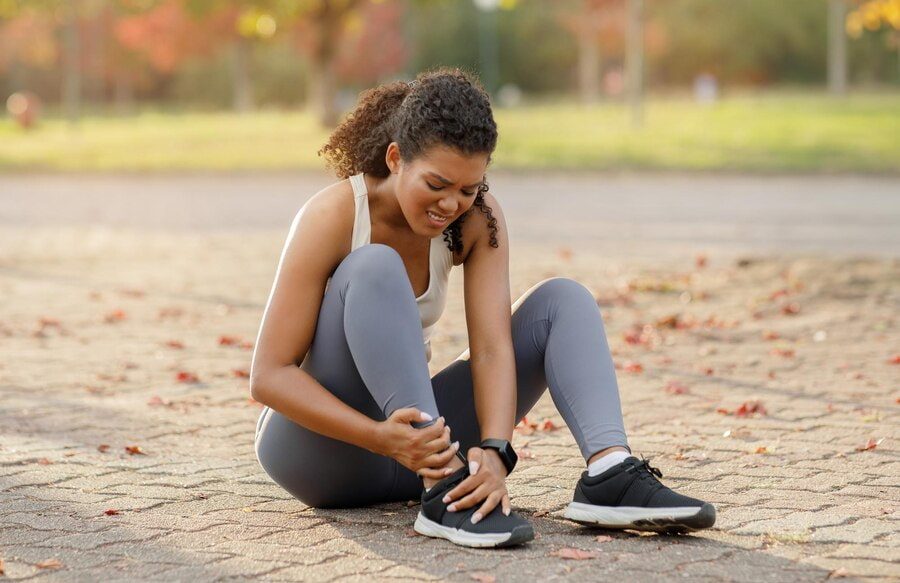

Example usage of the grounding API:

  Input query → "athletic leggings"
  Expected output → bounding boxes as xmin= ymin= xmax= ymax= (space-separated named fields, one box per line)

xmin=254 ymin=243 xmax=629 ymax=509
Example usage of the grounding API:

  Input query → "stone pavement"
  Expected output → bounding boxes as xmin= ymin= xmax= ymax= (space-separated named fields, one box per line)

xmin=1 ymin=200 xmax=898 ymax=581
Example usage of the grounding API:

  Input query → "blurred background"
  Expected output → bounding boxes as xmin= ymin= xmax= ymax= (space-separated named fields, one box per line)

xmin=1 ymin=0 xmax=898 ymax=172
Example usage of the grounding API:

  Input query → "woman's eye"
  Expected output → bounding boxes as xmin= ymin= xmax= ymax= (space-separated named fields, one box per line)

xmin=426 ymin=181 xmax=475 ymax=196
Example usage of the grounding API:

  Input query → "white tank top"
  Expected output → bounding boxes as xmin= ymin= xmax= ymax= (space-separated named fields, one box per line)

xmin=348 ymin=173 xmax=453 ymax=363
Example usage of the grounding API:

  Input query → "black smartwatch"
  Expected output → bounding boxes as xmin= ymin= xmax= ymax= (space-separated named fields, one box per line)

xmin=479 ymin=438 xmax=518 ymax=475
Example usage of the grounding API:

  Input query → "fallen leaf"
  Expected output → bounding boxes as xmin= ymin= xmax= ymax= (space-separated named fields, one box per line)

xmin=219 ymin=335 xmax=240 ymax=346
xmin=695 ymin=254 xmax=707 ymax=269
xmin=35 ymin=559 xmax=62 ymax=570
xmin=515 ymin=416 xmax=538 ymax=435
xmin=664 ymin=381 xmax=689 ymax=395
xmin=175 ymin=371 xmax=199 ymax=383
xmin=36 ymin=458 xmax=52 ymax=465
xmin=232 ymin=369 xmax=250 ymax=379
xmin=539 ymin=418 xmax=559 ymax=432
xmin=889 ymin=355 xmax=900 ymax=365
xmin=124 ymin=445 xmax=145 ymax=455
xmin=855 ymin=438 xmax=883 ymax=452
xmin=622 ymin=361 xmax=644 ymax=374
xmin=550 ymin=547 xmax=597 ymax=560
xmin=735 ymin=400 xmax=767 ymax=417
xmin=755 ymin=447 xmax=768 ymax=454
xmin=164 ymin=340 xmax=185 ymax=349
xmin=780 ymin=303 xmax=800 ymax=316
xmin=770 ymin=348 xmax=795 ymax=358
xmin=762 ymin=330 xmax=780 ymax=341
xmin=104 ymin=509 xmax=121 ymax=516
xmin=97 ymin=444 xmax=110 ymax=453
xmin=103 ymin=309 xmax=127 ymax=323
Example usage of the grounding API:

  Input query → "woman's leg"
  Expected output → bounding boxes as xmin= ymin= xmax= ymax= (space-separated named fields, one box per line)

xmin=391 ymin=277 xmax=630 ymax=499
xmin=254 ymin=244 xmax=445 ymax=508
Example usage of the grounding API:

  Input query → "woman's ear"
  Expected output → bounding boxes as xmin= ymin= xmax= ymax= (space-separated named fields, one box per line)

xmin=385 ymin=142 xmax=401 ymax=174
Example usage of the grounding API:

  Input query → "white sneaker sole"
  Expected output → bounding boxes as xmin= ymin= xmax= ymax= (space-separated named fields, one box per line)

xmin=413 ymin=512 xmax=531 ymax=548
xmin=563 ymin=502 xmax=715 ymax=532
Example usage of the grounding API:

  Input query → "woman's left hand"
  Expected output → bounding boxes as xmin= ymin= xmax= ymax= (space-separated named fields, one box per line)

xmin=442 ymin=447 xmax=511 ymax=524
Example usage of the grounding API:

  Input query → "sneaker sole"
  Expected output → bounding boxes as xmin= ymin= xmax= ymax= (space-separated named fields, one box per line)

xmin=562 ymin=502 xmax=716 ymax=533
xmin=413 ymin=512 xmax=534 ymax=548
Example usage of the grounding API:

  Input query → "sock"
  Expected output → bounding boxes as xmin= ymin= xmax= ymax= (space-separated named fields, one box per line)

xmin=587 ymin=450 xmax=630 ymax=476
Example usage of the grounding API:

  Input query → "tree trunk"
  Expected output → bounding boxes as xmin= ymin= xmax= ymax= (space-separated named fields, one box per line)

xmin=625 ymin=0 xmax=644 ymax=127
xmin=577 ymin=32 xmax=600 ymax=105
xmin=232 ymin=37 xmax=254 ymax=113
xmin=827 ymin=0 xmax=848 ymax=95
xmin=63 ymin=0 xmax=82 ymax=124
xmin=114 ymin=73 xmax=134 ymax=116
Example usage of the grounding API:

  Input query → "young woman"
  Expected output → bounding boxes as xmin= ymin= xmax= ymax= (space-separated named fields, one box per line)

xmin=251 ymin=68 xmax=715 ymax=549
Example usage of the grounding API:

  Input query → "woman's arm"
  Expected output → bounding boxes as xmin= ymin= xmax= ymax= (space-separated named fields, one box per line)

xmin=250 ymin=188 xmax=383 ymax=454
xmin=461 ymin=192 xmax=516 ymax=443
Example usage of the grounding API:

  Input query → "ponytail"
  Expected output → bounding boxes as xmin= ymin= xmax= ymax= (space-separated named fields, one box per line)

xmin=318 ymin=81 xmax=411 ymax=180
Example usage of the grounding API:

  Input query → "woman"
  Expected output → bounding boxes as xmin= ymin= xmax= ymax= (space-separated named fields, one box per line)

xmin=251 ymin=68 xmax=715 ymax=549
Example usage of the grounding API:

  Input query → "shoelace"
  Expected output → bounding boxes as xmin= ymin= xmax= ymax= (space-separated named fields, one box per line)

xmin=638 ymin=456 xmax=663 ymax=479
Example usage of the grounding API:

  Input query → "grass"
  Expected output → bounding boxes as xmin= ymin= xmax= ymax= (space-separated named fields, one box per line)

xmin=1 ymin=92 xmax=897 ymax=173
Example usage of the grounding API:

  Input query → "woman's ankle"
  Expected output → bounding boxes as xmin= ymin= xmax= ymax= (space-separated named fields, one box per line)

xmin=423 ymin=455 xmax=466 ymax=489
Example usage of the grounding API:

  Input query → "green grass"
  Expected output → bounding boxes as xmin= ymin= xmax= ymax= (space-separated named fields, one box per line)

xmin=1 ymin=92 xmax=897 ymax=173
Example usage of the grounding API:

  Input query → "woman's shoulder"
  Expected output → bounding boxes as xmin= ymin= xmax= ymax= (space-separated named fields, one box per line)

xmin=288 ymin=177 xmax=356 ymax=260
xmin=455 ymin=190 xmax=505 ymax=265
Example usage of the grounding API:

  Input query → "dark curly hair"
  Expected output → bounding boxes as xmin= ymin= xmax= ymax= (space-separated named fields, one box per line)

xmin=318 ymin=67 xmax=500 ymax=252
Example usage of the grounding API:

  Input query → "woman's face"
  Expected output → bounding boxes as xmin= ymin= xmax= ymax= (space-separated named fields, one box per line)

xmin=386 ymin=142 xmax=490 ymax=237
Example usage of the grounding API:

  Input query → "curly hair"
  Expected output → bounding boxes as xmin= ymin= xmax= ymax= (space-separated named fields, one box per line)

xmin=318 ymin=67 xmax=500 ymax=252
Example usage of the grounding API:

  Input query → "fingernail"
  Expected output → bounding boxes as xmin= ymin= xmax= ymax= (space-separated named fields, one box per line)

xmin=469 ymin=461 xmax=479 ymax=475
xmin=452 ymin=441 xmax=460 ymax=450
xmin=442 ymin=495 xmax=450 ymax=503
xmin=447 ymin=504 xmax=456 ymax=512
xmin=471 ymin=513 xmax=482 ymax=524
xmin=504 ymin=508 xmax=510 ymax=516
xmin=420 ymin=412 xmax=433 ymax=421
xmin=444 ymin=468 xmax=453 ymax=475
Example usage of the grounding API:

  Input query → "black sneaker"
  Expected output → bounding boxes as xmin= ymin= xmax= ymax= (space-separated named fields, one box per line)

xmin=414 ymin=465 xmax=535 ymax=548
xmin=563 ymin=456 xmax=716 ymax=533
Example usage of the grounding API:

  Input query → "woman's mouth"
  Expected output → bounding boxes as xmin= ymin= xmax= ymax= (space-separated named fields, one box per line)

xmin=426 ymin=211 xmax=449 ymax=227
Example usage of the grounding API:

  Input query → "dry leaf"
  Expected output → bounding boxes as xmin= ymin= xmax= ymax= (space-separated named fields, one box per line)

xmin=855 ymin=438 xmax=883 ymax=452
xmin=232 ymin=369 xmax=250 ymax=379
xmin=164 ymin=340 xmax=185 ymax=349
xmin=124 ymin=445 xmax=145 ymax=455
xmin=104 ymin=509 xmax=121 ymax=516
xmin=103 ymin=309 xmax=127 ymax=323
xmin=664 ymin=381 xmax=689 ymax=395
xmin=550 ymin=547 xmax=597 ymax=560
xmin=175 ymin=371 xmax=199 ymax=383
xmin=97 ymin=444 xmax=110 ymax=453
xmin=35 ymin=558 xmax=63 ymax=570
xmin=37 ymin=458 xmax=52 ymax=465
xmin=219 ymin=335 xmax=240 ymax=346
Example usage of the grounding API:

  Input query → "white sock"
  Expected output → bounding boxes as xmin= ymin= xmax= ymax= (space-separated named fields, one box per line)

xmin=587 ymin=450 xmax=631 ymax=476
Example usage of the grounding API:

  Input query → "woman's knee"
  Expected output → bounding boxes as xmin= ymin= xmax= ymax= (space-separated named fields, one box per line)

xmin=333 ymin=243 xmax=406 ymax=287
xmin=532 ymin=277 xmax=597 ymax=308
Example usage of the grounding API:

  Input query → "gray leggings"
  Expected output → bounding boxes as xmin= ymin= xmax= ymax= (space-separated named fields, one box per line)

xmin=254 ymin=243 xmax=629 ymax=508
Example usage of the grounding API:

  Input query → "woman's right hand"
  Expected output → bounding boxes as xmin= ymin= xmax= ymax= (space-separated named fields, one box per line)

xmin=375 ymin=408 xmax=460 ymax=480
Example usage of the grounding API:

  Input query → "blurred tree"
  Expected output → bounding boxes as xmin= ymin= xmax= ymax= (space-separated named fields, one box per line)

xmin=828 ymin=0 xmax=848 ymax=94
